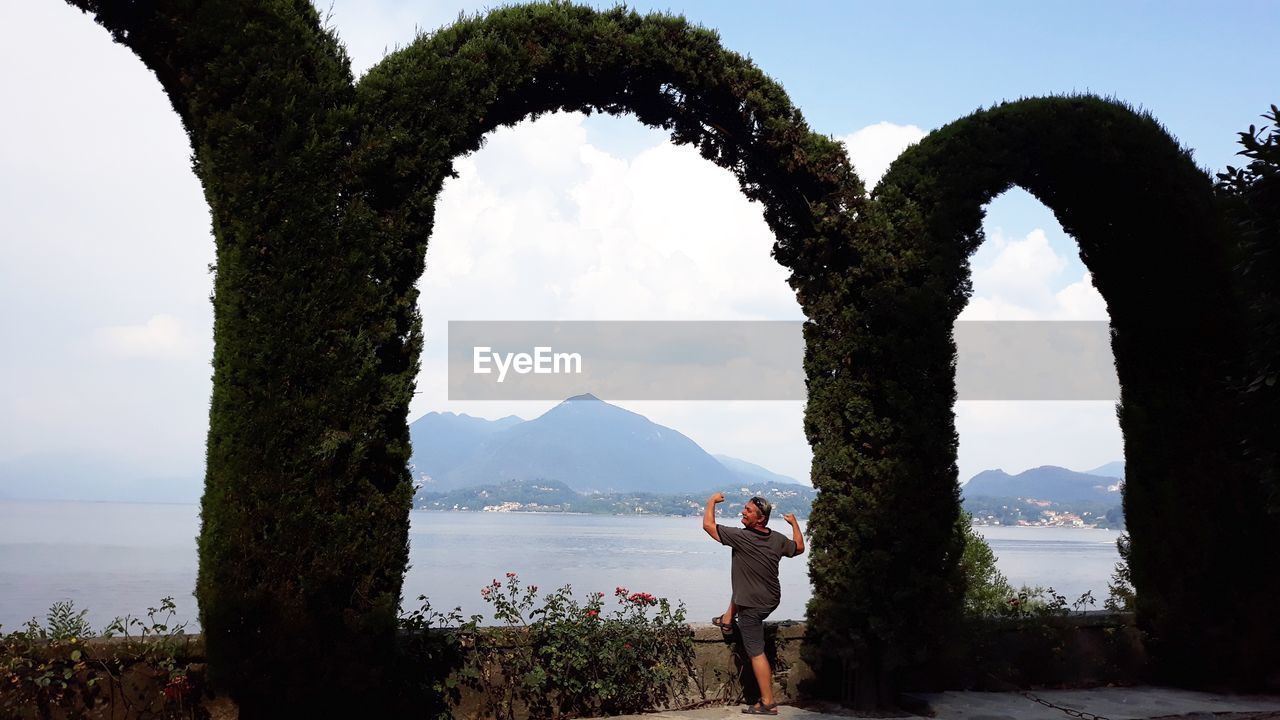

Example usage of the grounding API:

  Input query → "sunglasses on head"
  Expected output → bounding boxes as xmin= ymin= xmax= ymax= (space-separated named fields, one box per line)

xmin=749 ymin=497 xmax=767 ymax=514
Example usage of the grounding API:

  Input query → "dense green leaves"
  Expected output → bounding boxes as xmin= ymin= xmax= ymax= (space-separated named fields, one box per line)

xmin=65 ymin=1 xmax=863 ymax=712
xmin=1217 ymin=106 xmax=1280 ymax=516
xmin=874 ymin=96 xmax=1279 ymax=689
xmin=62 ymin=1 xmax=1278 ymax=710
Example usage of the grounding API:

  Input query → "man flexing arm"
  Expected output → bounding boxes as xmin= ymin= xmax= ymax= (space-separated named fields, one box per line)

xmin=703 ymin=491 xmax=724 ymax=542
xmin=784 ymin=512 xmax=804 ymax=555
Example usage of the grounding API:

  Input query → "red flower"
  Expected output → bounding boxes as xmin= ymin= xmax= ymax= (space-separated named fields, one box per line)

xmin=586 ymin=609 xmax=599 ymax=617
xmin=506 ymin=572 xmax=517 ymax=578
xmin=162 ymin=674 xmax=191 ymax=701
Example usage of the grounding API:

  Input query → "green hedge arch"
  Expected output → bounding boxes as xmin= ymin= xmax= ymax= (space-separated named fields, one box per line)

xmin=870 ymin=96 xmax=1279 ymax=688
xmin=57 ymin=0 xmax=1278 ymax=712
xmin=350 ymin=3 xmax=862 ymax=276
xmin=64 ymin=0 xmax=866 ymax=713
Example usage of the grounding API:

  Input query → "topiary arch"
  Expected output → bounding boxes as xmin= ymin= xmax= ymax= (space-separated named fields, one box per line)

xmin=61 ymin=0 xmax=1277 ymax=714
xmin=863 ymin=96 xmax=1279 ymax=689
xmin=65 ymin=1 xmax=863 ymax=714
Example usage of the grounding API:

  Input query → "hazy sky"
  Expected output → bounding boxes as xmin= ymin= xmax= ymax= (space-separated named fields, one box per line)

xmin=2 ymin=1 xmax=1275 ymax=500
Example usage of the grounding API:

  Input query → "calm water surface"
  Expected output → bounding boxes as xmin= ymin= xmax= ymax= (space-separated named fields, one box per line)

xmin=0 ymin=501 xmax=1120 ymax=631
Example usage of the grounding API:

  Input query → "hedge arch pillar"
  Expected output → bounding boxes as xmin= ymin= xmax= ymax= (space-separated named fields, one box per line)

xmin=872 ymin=96 xmax=1280 ymax=687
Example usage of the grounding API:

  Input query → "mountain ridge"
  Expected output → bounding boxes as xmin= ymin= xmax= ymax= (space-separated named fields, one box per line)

xmin=962 ymin=464 xmax=1122 ymax=503
xmin=407 ymin=395 xmax=806 ymax=497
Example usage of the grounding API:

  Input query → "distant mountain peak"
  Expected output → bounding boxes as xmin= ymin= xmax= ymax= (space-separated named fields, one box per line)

xmin=713 ymin=454 xmax=808 ymax=487
xmin=1084 ymin=460 xmax=1125 ymax=479
xmin=962 ymin=464 xmax=1121 ymax=503
xmin=410 ymin=394 xmax=737 ymax=495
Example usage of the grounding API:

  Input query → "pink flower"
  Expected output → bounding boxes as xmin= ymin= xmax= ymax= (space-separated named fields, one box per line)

xmin=506 ymin=572 xmax=517 ymax=578
xmin=586 ymin=609 xmax=599 ymax=617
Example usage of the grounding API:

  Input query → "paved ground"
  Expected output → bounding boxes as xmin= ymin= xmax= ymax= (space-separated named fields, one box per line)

xmin=613 ymin=687 xmax=1280 ymax=719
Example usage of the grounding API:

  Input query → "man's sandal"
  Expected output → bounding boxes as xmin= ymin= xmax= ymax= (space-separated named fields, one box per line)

xmin=742 ymin=702 xmax=778 ymax=715
xmin=711 ymin=616 xmax=734 ymax=634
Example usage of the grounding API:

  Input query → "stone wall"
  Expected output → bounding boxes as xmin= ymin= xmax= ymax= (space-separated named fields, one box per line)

xmin=19 ymin=613 xmax=1142 ymax=719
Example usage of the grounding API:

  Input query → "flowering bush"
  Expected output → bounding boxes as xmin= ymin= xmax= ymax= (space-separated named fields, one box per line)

xmin=0 ymin=597 xmax=201 ymax=719
xmin=1000 ymin=587 xmax=1096 ymax=620
xmin=468 ymin=573 xmax=693 ymax=719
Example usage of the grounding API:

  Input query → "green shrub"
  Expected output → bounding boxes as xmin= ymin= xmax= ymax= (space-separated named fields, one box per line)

xmin=1 ymin=598 xmax=200 ymax=720
xmin=467 ymin=573 xmax=694 ymax=719
xmin=1218 ymin=105 xmax=1280 ymax=515
xmin=392 ymin=596 xmax=482 ymax=720
xmin=1104 ymin=533 xmax=1136 ymax=612
xmin=958 ymin=513 xmax=1014 ymax=616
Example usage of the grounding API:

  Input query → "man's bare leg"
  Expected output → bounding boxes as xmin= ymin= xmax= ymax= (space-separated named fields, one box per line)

xmin=749 ymin=652 xmax=776 ymax=708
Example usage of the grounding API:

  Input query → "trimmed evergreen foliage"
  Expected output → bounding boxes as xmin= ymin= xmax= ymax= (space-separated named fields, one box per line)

xmin=60 ymin=0 xmax=1279 ymax=709
xmin=1217 ymin=107 xmax=1280 ymax=517
xmin=65 ymin=0 xmax=864 ymax=712
xmin=63 ymin=1 xmax=416 ymax=715
xmin=874 ymin=96 xmax=1279 ymax=689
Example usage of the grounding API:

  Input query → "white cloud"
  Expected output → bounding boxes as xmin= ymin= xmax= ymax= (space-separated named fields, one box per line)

xmin=954 ymin=221 xmax=1118 ymax=483
xmin=415 ymin=115 xmax=1120 ymax=484
xmin=960 ymin=228 xmax=1108 ymax=320
xmin=419 ymin=112 xmax=798 ymax=327
xmin=838 ymin=121 xmax=927 ymax=189
xmin=0 ymin=0 xmax=1121 ymax=496
xmin=1053 ymin=274 xmax=1110 ymax=319
xmin=1 ymin=1 xmax=212 ymax=481
xmin=955 ymin=401 xmax=1122 ymax=483
xmin=413 ymin=112 xmax=813 ymax=478
xmin=318 ymin=0 xmax=495 ymax=78
xmin=94 ymin=314 xmax=197 ymax=358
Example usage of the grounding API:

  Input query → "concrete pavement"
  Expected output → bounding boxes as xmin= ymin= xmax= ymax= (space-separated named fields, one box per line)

xmin=614 ymin=687 xmax=1280 ymax=719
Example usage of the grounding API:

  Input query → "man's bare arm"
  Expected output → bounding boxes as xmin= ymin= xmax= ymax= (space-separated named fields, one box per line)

xmin=784 ymin=512 xmax=804 ymax=554
xmin=703 ymin=493 xmax=725 ymax=542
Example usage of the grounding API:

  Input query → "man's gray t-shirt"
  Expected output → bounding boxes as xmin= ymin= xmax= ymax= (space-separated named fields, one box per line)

xmin=717 ymin=524 xmax=798 ymax=609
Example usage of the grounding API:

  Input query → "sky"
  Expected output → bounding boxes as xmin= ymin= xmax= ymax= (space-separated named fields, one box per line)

xmin=1 ymin=0 xmax=1275 ymax=501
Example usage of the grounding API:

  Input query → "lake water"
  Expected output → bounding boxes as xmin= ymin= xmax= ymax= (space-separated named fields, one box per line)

xmin=0 ymin=500 xmax=1121 ymax=632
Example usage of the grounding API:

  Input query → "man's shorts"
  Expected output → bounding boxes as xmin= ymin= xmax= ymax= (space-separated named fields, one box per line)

xmin=736 ymin=605 xmax=777 ymax=658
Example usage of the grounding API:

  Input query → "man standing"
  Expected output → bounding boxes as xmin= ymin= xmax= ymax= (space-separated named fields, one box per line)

xmin=703 ymin=492 xmax=804 ymax=716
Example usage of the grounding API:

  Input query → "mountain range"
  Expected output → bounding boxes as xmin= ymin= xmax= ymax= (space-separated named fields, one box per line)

xmin=408 ymin=394 xmax=804 ymax=496
xmin=0 ymin=390 xmax=1125 ymax=515
xmin=960 ymin=464 xmax=1123 ymax=503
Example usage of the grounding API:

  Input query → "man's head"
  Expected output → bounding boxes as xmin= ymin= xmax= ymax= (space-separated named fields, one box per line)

xmin=740 ymin=496 xmax=772 ymax=529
